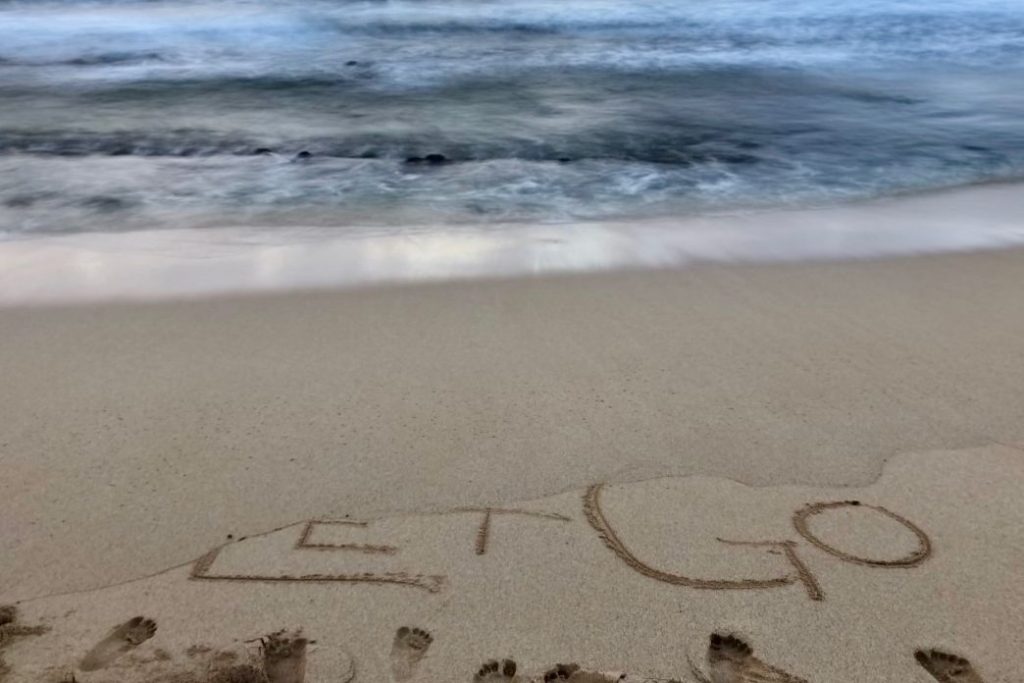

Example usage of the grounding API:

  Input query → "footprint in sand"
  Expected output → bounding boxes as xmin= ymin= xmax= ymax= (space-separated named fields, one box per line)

xmin=696 ymin=633 xmax=807 ymax=683
xmin=0 ymin=605 xmax=50 ymax=645
xmin=543 ymin=663 xmax=624 ymax=683
xmin=208 ymin=663 xmax=267 ymax=683
xmin=390 ymin=626 xmax=433 ymax=681
xmin=915 ymin=649 xmax=985 ymax=683
xmin=474 ymin=658 xmax=523 ymax=683
xmin=261 ymin=630 xmax=308 ymax=683
xmin=79 ymin=616 xmax=157 ymax=671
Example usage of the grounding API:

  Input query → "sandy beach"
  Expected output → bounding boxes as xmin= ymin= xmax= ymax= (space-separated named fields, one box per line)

xmin=2 ymin=244 xmax=1023 ymax=682
xmin=4 ymin=0 xmax=1024 ymax=678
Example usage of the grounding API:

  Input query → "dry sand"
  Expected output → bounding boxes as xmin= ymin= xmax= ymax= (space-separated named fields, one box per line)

xmin=2 ymin=444 xmax=1023 ymax=682
xmin=2 ymin=248 xmax=1024 ymax=681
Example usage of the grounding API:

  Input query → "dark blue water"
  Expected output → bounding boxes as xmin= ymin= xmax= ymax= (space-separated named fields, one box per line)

xmin=1 ymin=0 xmax=1023 ymax=235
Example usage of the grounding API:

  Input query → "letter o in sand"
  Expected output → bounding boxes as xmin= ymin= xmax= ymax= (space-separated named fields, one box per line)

xmin=792 ymin=500 xmax=931 ymax=567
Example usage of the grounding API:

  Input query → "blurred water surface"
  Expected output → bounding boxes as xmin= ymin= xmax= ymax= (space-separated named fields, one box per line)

xmin=2 ymin=0 xmax=1023 ymax=236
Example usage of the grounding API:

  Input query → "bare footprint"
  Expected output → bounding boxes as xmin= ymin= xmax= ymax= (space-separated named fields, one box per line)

xmin=544 ymin=663 xmax=581 ymax=681
xmin=209 ymin=663 xmax=270 ymax=683
xmin=390 ymin=626 xmax=433 ymax=681
xmin=705 ymin=633 xmax=807 ymax=683
xmin=79 ymin=616 xmax=157 ymax=671
xmin=474 ymin=658 xmax=521 ymax=683
xmin=0 ymin=606 xmax=49 ymax=647
xmin=915 ymin=649 xmax=985 ymax=683
xmin=261 ymin=630 xmax=308 ymax=683
xmin=543 ymin=663 xmax=623 ymax=683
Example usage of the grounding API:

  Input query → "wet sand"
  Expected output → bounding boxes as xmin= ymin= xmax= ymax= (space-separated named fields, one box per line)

xmin=2 ymin=181 xmax=1024 ymax=305
xmin=1 ymin=247 xmax=1023 ymax=681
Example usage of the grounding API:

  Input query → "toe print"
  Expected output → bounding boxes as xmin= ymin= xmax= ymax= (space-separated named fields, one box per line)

xmin=542 ymin=664 xmax=621 ymax=683
xmin=544 ymin=664 xmax=582 ymax=681
xmin=915 ymin=649 xmax=985 ymax=683
xmin=474 ymin=658 xmax=520 ymax=683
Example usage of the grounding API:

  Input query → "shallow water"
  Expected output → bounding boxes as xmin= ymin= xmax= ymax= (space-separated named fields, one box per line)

xmin=1 ymin=0 xmax=1024 ymax=236
xmin=3 ymin=183 xmax=1023 ymax=304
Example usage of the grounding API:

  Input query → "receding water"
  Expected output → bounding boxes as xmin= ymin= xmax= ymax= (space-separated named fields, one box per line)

xmin=2 ymin=0 xmax=1024 ymax=237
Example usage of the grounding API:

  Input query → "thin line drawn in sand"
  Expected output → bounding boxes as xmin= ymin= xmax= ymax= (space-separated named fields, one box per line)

xmin=915 ymin=649 xmax=985 ymax=683
xmin=449 ymin=507 xmax=572 ymax=555
xmin=189 ymin=546 xmax=446 ymax=593
xmin=586 ymin=485 xmax=933 ymax=600
xmin=476 ymin=507 xmax=492 ymax=556
xmin=715 ymin=539 xmax=824 ymax=601
xmin=389 ymin=626 xmax=433 ymax=682
xmin=261 ymin=630 xmax=308 ymax=683
xmin=793 ymin=500 xmax=932 ymax=568
xmin=584 ymin=484 xmax=794 ymax=592
xmin=689 ymin=633 xmax=808 ymax=683
xmin=296 ymin=520 xmax=399 ymax=555
xmin=189 ymin=505 xmax=564 ymax=592
xmin=79 ymin=616 xmax=157 ymax=672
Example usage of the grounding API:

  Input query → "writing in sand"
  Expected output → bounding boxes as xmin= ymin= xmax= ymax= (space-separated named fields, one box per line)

xmin=191 ymin=489 xmax=933 ymax=604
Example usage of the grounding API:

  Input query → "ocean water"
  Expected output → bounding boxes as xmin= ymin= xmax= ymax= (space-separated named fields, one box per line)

xmin=1 ymin=0 xmax=1023 ymax=237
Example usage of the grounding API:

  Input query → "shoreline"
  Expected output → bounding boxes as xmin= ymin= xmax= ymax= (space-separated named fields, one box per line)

xmin=2 ymin=181 xmax=1024 ymax=305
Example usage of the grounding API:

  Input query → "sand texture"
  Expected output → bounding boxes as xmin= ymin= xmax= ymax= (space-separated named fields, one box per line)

xmin=2 ymin=248 xmax=1024 ymax=681
xmin=1 ymin=444 xmax=1023 ymax=682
